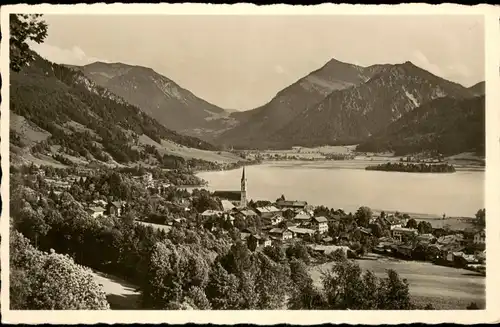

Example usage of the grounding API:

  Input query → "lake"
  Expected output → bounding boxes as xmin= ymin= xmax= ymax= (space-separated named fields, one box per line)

xmin=198 ymin=160 xmax=484 ymax=218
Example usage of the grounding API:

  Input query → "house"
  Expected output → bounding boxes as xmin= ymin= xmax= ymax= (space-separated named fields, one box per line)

xmin=453 ymin=252 xmax=478 ymax=267
xmin=311 ymin=216 xmax=328 ymax=233
xmin=473 ymin=230 xmax=485 ymax=245
xmin=416 ymin=233 xmax=436 ymax=244
xmin=293 ymin=211 xmax=312 ymax=223
xmin=93 ymin=199 xmax=108 ymax=207
xmin=157 ymin=182 xmax=172 ymax=195
xmin=107 ymin=201 xmax=125 ymax=217
xmin=201 ymin=210 xmax=223 ymax=218
xmin=255 ymin=206 xmax=282 ymax=218
xmin=378 ymin=215 xmax=403 ymax=230
xmin=437 ymin=234 xmax=465 ymax=246
xmin=391 ymin=227 xmax=418 ymax=242
xmin=275 ymin=200 xmax=308 ymax=211
xmin=247 ymin=234 xmax=272 ymax=251
xmin=136 ymin=172 xmax=154 ymax=188
xmin=236 ymin=209 xmax=258 ymax=220
xmin=287 ymin=226 xmax=315 ymax=239
xmin=223 ymin=213 xmax=235 ymax=224
xmin=475 ymin=250 xmax=486 ymax=264
xmin=173 ymin=218 xmax=186 ymax=226
xmin=322 ymin=236 xmax=334 ymax=244
xmin=262 ymin=214 xmax=283 ymax=226
xmin=87 ymin=206 xmax=105 ymax=218
xmin=269 ymin=228 xmax=293 ymax=241
xmin=357 ymin=227 xmax=372 ymax=236
xmin=240 ymin=232 xmax=252 ymax=241
xmin=221 ymin=200 xmax=235 ymax=212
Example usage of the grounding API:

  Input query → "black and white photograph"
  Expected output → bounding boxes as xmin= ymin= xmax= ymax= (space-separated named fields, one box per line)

xmin=1 ymin=3 xmax=498 ymax=325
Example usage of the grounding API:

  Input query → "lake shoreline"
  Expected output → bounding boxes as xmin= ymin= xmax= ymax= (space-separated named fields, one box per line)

xmin=196 ymin=159 xmax=482 ymax=219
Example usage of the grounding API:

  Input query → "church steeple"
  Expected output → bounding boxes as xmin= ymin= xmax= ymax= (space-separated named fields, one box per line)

xmin=240 ymin=166 xmax=247 ymax=208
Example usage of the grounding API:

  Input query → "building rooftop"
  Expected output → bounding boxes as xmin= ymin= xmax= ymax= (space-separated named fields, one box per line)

xmin=239 ymin=209 xmax=257 ymax=216
xmin=392 ymin=227 xmax=418 ymax=233
xmin=294 ymin=212 xmax=312 ymax=220
xmin=288 ymin=226 xmax=315 ymax=235
xmin=313 ymin=216 xmax=328 ymax=223
xmin=276 ymin=200 xmax=308 ymax=207
xmin=201 ymin=210 xmax=223 ymax=216
xmin=87 ymin=206 xmax=105 ymax=213
xmin=256 ymin=206 xmax=281 ymax=213
xmin=221 ymin=200 xmax=235 ymax=211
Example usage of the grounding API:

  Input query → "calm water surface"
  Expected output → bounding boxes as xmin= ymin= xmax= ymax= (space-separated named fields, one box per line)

xmin=198 ymin=161 xmax=484 ymax=217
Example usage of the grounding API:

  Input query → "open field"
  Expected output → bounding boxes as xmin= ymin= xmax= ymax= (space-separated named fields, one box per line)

xmin=309 ymin=258 xmax=485 ymax=309
xmin=11 ymin=113 xmax=52 ymax=146
xmin=138 ymin=134 xmax=243 ymax=163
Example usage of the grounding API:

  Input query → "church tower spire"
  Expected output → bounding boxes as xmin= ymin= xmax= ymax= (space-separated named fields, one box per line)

xmin=240 ymin=166 xmax=247 ymax=208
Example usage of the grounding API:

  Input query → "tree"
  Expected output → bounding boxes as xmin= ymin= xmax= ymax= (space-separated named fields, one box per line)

xmin=254 ymin=253 xmax=290 ymax=309
xmin=205 ymin=262 xmax=241 ymax=309
xmin=288 ymin=259 xmax=326 ymax=309
xmin=10 ymin=14 xmax=48 ymax=72
xmin=369 ymin=223 xmax=383 ymax=238
xmin=286 ymin=242 xmax=311 ymax=264
xmin=10 ymin=231 xmax=109 ymax=310
xmin=355 ymin=206 xmax=372 ymax=227
xmin=377 ymin=270 xmax=413 ymax=310
xmin=263 ymin=245 xmax=287 ymax=264
xmin=475 ymin=209 xmax=485 ymax=227
xmin=417 ymin=221 xmax=433 ymax=234
xmin=141 ymin=241 xmax=210 ymax=309
xmin=406 ymin=218 xmax=418 ymax=229
xmin=321 ymin=259 xmax=377 ymax=309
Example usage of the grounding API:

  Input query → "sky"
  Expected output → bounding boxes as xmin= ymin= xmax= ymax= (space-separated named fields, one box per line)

xmin=30 ymin=14 xmax=485 ymax=110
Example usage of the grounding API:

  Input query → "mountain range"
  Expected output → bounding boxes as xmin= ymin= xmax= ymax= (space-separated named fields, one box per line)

xmin=9 ymin=53 xmax=230 ymax=167
xmin=214 ymin=61 xmax=482 ymax=150
xmin=68 ymin=62 xmax=237 ymax=140
xmin=356 ymin=95 xmax=485 ymax=156
xmin=13 ymin=52 xmax=485 ymax=160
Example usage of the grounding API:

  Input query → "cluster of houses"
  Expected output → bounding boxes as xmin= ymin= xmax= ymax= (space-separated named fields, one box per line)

xmin=132 ymin=172 xmax=172 ymax=195
xmin=37 ymin=167 xmax=487 ymax=273
xmin=200 ymin=199 xmax=331 ymax=251
xmin=373 ymin=219 xmax=486 ymax=273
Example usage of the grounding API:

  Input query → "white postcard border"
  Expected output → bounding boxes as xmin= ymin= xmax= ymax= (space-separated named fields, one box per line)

xmin=1 ymin=3 xmax=499 ymax=325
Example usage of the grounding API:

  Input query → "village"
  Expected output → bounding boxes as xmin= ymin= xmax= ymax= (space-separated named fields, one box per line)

xmin=25 ymin=163 xmax=486 ymax=276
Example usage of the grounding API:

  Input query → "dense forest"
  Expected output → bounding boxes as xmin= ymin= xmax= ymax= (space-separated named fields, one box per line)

xmin=357 ymin=96 xmax=485 ymax=156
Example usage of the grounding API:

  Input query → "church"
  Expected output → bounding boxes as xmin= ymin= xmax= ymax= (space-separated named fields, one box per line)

xmin=213 ymin=167 xmax=248 ymax=208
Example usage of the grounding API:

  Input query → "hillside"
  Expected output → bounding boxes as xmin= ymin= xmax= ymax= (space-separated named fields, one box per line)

xmin=71 ymin=62 xmax=238 ymax=140
xmin=10 ymin=53 xmax=243 ymax=167
xmin=215 ymin=59 xmax=392 ymax=149
xmin=468 ymin=81 xmax=485 ymax=96
xmin=235 ymin=61 xmax=474 ymax=149
xmin=356 ymin=96 xmax=485 ymax=156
